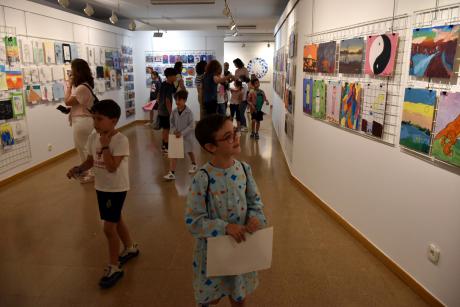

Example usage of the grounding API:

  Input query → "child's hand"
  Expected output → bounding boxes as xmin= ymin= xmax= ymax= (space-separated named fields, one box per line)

xmin=175 ymin=131 xmax=182 ymax=138
xmin=226 ymin=224 xmax=246 ymax=243
xmin=245 ymin=217 xmax=260 ymax=233
xmin=67 ymin=166 xmax=81 ymax=179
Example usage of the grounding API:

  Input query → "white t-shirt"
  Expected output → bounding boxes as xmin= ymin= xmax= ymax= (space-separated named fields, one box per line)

xmin=217 ymin=83 xmax=225 ymax=104
xmin=86 ymin=131 xmax=130 ymax=192
xmin=242 ymin=83 xmax=249 ymax=101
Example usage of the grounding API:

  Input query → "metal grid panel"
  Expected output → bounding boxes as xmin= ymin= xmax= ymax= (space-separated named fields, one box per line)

xmin=302 ymin=14 xmax=410 ymax=146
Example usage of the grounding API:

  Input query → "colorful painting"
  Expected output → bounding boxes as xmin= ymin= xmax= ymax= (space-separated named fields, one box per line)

xmin=5 ymin=36 xmax=20 ymax=65
xmin=0 ymin=64 xmax=7 ymax=91
xmin=432 ymin=92 xmax=460 ymax=166
xmin=303 ymin=44 xmax=318 ymax=72
xmin=400 ymin=88 xmax=436 ymax=154
xmin=361 ymin=83 xmax=386 ymax=138
xmin=312 ymin=80 xmax=326 ymax=119
xmin=410 ymin=25 xmax=460 ymax=79
xmin=339 ymin=38 xmax=364 ymax=74
xmin=303 ymin=78 xmax=313 ymax=115
xmin=169 ymin=55 xmax=176 ymax=64
xmin=365 ymin=33 xmax=399 ymax=76
xmin=248 ymin=57 xmax=269 ymax=79
xmin=6 ymin=71 xmax=23 ymax=89
xmin=185 ymin=77 xmax=194 ymax=88
xmin=11 ymin=92 xmax=25 ymax=117
xmin=340 ymin=82 xmax=362 ymax=130
xmin=187 ymin=55 xmax=194 ymax=63
xmin=317 ymin=41 xmax=336 ymax=73
xmin=186 ymin=66 xmax=195 ymax=76
xmin=162 ymin=55 xmax=168 ymax=64
xmin=326 ymin=81 xmax=341 ymax=124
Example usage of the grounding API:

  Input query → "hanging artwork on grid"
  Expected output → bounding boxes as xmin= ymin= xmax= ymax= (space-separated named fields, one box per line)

xmin=247 ymin=57 xmax=269 ymax=79
xmin=361 ymin=83 xmax=387 ymax=138
xmin=5 ymin=36 xmax=20 ymax=65
xmin=400 ymin=88 xmax=436 ymax=154
xmin=62 ymin=44 xmax=71 ymax=63
xmin=0 ymin=64 xmax=7 ymax=91
xmin=365 ymin=33 xmax=399 ymax=76
xmin=0 ymin=98 xmax=13 ymax=120
xmin=312 ymin=79 xmax=326 ymax=119
xmin=340 ymin=82 xmax=362 ymax=130
xmin=303 ymin=79 xmax=313 ymax=115
xmin=20 ymin=38 xmax=33 ymax=64
xmin=26 ymin=84 xmax=42 ymax=104
xmin=410 ymin=25 xmax=460 ymax=79
xmin=303 ymin=44 xmax=317 ymax=72
xmin=289 ymin=31 xmax=297 ymax=58
xmin=11 ymin=119 xmax=27 ymax=141
xmin=0 ymin=122 xmax=14 ymax=146
xmin=11 ymin=92 xmax=25 ymax=117
xmin=6 ymin=71 xmax=23 ymax=90
xmin=0 ymin=38 xmax=6 ymax=62
xmin=326 ymin=81 xmax=341 ymax=124
xmin=55 ymin=42 xmax=63 ymax=64
xmin=43 ymin=41 xmax=55 ymax=64
xmin=432 ymin=91 xmax=460 ymax=166
xmin=33 ymin=40 xmax=44 ymax=65
xmin=317 ymin=41 xmax=337 ymax=73
xmin=339 ymin=38 xmax=364 ymax=74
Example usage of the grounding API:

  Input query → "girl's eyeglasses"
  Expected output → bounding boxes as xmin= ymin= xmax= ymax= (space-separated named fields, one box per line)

xmin=215 ymin=128 xmax=240 ymax=144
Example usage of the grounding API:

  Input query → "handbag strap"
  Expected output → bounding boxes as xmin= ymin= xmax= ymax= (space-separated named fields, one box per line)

xmin=81 ymin=83 xmax=99 ymax=104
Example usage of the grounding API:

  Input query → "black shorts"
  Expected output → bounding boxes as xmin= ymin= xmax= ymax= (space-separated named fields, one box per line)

xmin=158 ymin=115 xmax=170 ymax=129
xmin=251 ymin=111 xmax=264 ymax=122
xmin=96 ymin=191 xmax=127 ymax=222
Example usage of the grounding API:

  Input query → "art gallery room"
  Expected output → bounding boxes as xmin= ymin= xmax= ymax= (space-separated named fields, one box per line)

xmin=1 ymin=0 xmax=460 ymax=305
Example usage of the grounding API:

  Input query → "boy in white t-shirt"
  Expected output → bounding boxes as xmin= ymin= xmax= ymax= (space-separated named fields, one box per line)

xmin=67 ymin=99 xmax=139 ymax=289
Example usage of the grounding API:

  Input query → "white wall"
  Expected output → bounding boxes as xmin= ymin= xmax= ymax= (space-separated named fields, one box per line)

xmin=224 ymin=42 xmax=274 ymax=104
xmin=0 ymin=0 xmax=133 ymax=181
xmin=133 ymin=30 xmax=225 ymax=122
xmin=273 ymin=0 xmax=460 ymax=306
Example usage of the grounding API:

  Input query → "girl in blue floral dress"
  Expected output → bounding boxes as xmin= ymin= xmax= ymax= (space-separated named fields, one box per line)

xmin=185 ymin=114 xmax=267 ymax=306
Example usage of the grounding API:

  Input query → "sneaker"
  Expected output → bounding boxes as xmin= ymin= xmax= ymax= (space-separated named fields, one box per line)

xmin=255 ymin=133 xmax=260 ymax=140
xmin=188 ymin=164 xmax=198 ymax=174
xmin=99 ymin=264 xmax=123 ymax=289
xmin=163 ymin=171 xmax=176 ymax=180
xmin=250 ymin=132 xmax=255 ymax=138
xmin=119 ymin=244 xmax=140 ymax=265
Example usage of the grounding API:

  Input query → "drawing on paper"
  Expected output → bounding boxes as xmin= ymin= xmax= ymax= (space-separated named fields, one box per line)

xmin=6 ymin=71 xmax=23 ymax=89
xmin=365 ymin=33 xmax=399 ymax=76
xmin=5 ymin=36 xmax=20 ymax=65
xmin=410 ymin=25 xmax=460 ymax=79
xmin=361 ymin=83 xmax=386 ymax=138
xmin=303 ymin=44 xmax=317 ymax=73
xmin=432 ymin=92 xmax=460 ymax=166
xmin=326 ymin=81 xmax=341 ymax=124
xmin=11 ymin=92 xmax=25 ymax=117
xmin=339 ymin=38 xmax=364 ymax=74
xmin=62 ymin=44 xmax=71 ymax=63
xmin=303 ymin=78 xmax=313 ymax=115
xmin=317 ymin=41 xmax=336 ymax=73
xmin=312 ymin=79 xmax=326 ymax=119
xmin=340 ymin=82 xmax=362 ymax=130
xmin=400 ymin=88 xmax=436 ymax=154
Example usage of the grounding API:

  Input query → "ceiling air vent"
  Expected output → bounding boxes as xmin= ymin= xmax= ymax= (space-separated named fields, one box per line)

xmin=151 ymin=0 xmax=215 ymax=4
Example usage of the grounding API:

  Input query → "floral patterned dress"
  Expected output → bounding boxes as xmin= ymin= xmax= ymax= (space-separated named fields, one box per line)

xmin=185 ymin=160 xmax=267 ymax=304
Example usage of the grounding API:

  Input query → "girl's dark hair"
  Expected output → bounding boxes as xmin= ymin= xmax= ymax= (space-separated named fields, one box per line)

xmin=71 ymin=58 xmax=94 ymax=88
xmin=250 ymin=78 xmax=260 ymax=85
xmin=195 ymin=60 xmax=207 ymax=75
xmin=233 ymin=58 xmax=244 ymax=69
xmin=174 ymin=61 xmax=183 ymax=74
xmin=90 ymin=99 xmax=121 ymax=119
xmin=205 ymin=60 xmax=222 ymax=76
xmin=195 ymin=114 xmax=231 ymax=148
xmin=234 ymin=80 xmax=242 ymax=88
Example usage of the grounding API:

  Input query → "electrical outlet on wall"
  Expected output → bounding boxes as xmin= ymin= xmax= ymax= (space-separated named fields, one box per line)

xmin=428 ymin=243 xmax=441 ymax=265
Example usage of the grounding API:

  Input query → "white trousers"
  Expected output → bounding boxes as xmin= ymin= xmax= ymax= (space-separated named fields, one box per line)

xmin=72 ymin=116 xmax=94 ymax=163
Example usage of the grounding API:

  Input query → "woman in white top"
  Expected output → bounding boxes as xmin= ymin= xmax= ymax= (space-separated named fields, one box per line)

xmin=233 ymin=58 xmax=250 ymax=80
xmin=64 ymin=58 xmax=95 ymax=183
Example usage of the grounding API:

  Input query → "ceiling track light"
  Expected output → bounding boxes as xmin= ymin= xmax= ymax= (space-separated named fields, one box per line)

xmin=83 ymin=3 xmax=94 ymax=16
xmin=57 ymin=0 xmax=70 ymax=8
xmin=232 ymin=31 xmax=238 ymax=37
xmin=128 ymin=20 xmax=136 ymax=31
xmin=230 ymin=23 xmax=236 ymax=31
xmin=223 ymin=0 xmax=238 ymax=33
xmin=109 ymin=10 xmax=118 ymax=24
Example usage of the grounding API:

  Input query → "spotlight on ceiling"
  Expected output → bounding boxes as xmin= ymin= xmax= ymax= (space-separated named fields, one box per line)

xmin=267 ymin=42 xmax=270 ymax=47
xmin=83 ymin=3 xmax=94 ymax=16
xmin=232 ymin=31 xmax=238 ymax=37
xmin=153 ymin=30 xmax=163 ymax=37
xmin=128 ymin=20 xmax=136 ymax=31
xmin=242 ymin=43 xmax=246 ymax=47
xmin=109 ymin=11 xmax=118 ymax=24
xmin=230 ymin=23 xmax=236 ymax=31
xmin=57 ymin=0 xmax=70 ymax=8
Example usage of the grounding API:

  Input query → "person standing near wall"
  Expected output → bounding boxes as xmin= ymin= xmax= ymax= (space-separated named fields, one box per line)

xmin=145 ymin=69 xmax=162 ymax=126
xmin=224 ymin=62 xmax=231 ymax=112
xmin=233 ymin=58 xmax=249 ymax=80
xmin=203 ymin=60 xmax=230 ymax=117
xmin=239 ymin=75 xmax=250 ymax=132
xmin=174 ymin=61 xmax=186 ymax=91
xmin=64 ymin=58 xmax=96 ymax=184
xmin=195 ymin=60 xmax=207 ymax=121
xmin=157 ymin=68 xmax=177 ymax=154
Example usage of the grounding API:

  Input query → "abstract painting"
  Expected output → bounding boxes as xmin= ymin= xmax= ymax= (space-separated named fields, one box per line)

xmin=326 ymin=81 xmax=341 ymax=124
xmin=432 ymin=92 xmax=460 ymax=166
xmin=317 ymin=41 xmax=337 ymax=73
xmin=163 ymin=55 xmax=169 ymax=64
xmin=303 ymin=44 xmax=317 ymax=73
xmin=339 ymin=38 xmax=364 ymax=74
xmin=400 ymin=88 xmax=436 ymax=154
xmin=365 ymin=33 xmax=399 ymax=76
xmin=340 ymin=82 xmax=362 ymax=130
xmin=312 ymin=79 xmax=326 ymax=119
xmin=5 ymin=36 xmax=19 ymax=65
xmin=247 ymin=57 xmax=269 ymax=79
xmin=303 ymin=78 xmax=313 ymax=115
xmin=361 ymin=83 xmax=387 ymax=138
xmin=410 ymin=25 xmax=460 ymax=79
xmin=6 ymin=71 xmax=23 ymax=90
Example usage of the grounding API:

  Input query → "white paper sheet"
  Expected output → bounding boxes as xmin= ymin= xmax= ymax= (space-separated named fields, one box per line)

xmin=207 ymin=226 xmax=273 ymax=277
xmin=261 ymin=102 xmax=271 ymax=114
xmin=168 ymin=135 xmax=184 ymax=159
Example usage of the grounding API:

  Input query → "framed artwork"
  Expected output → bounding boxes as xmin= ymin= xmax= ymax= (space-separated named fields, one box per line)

xmin=317 ymin=41 xmax=337 ymax=73
xmin=400 ymin=88 xmax=436 ymax=154
xmin=154 ymin=55 xmax=162 ymax=62
xmin=340 ymin=82 xmax=362 ymax=130
xmin=410 ymin=25 xmax=460 ymax=79
xmin=188 ymin=55 xmax=194 ymax=63
xmin=432 ymin=92 xmax=460 ymax=166
xmin=43 ymin=41 xmax=55 ymax=64
xmin=169 ymin=55 xmax=176 ymax=63
xmin=247 ymin=57 xmax=269 ymax=79
xmin=365 ymin=33 xmax=399 ymax=76
xmin=303 ymin=44 xmax=317 ymax=72
xmin=33 ymin=40 xmax=44 ymax=65
xmin=30 ymin=67 xmax=40 ymax=83
xmin=312 ymin=79 xmax=326 ymax=119
xmin=326 ymin=81 xmax=341 ymax=124
xmin=0 ymin=64 xmax=7 ymax=91
xmin=361 ymin=83 xmax=386 ymax=138
xmin=11 ymin=92 xmax=25 ymax=117
xmin=339 ymin=38 xmax=364 ymax=74
xmin=162 ymin=55 xmax=169 ymax=64
xmin=194 ymin=55 xmax=201 ymax=63
xmin=87 ymin=46 xmax=95 ymax=65
xmin=20 ymin=38 xmax=33 ymax=64
xmin=0 ymin=99 xmax=13 ymax=120
xmin=303 ymin=78 xmax=313 ymax=115
xmin=289 ymin=31 xmax=297 ymax=58
xmin=5 ymin=36 xmax=20 ymax=65
xmin=62 ymin=43 xmax=71 ymax=63
xmin=6 ymin=71 xmax=23 ymax=90
xmin=200 ymin=54 xmax=207 ymax=62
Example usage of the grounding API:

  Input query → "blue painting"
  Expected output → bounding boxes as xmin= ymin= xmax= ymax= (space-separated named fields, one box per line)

xmin=303 ymin=78 xmax=313 ymax=115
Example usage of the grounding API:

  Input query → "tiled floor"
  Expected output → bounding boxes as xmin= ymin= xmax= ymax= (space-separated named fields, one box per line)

xmin=0 ymin=117 xmax=428 ymax=306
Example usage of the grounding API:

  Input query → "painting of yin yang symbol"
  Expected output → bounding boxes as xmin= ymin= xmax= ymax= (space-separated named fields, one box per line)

xmin=365 ymin=33 xmax=399 ymax=76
